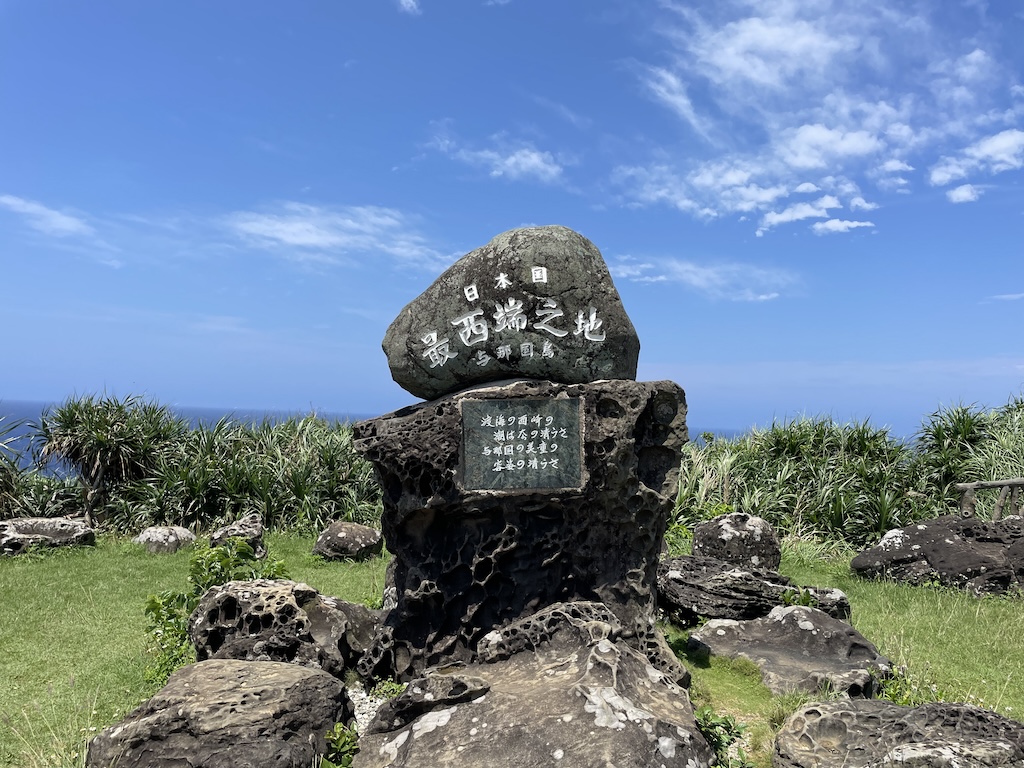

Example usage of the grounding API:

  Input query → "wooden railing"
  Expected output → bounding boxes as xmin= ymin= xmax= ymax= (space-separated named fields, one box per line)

xmin=955 ymin=478 xmax=1024 ymax=521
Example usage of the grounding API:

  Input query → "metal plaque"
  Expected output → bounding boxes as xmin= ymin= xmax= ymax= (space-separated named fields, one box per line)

xmin=460 ymin=398 xmax=583 ymax=491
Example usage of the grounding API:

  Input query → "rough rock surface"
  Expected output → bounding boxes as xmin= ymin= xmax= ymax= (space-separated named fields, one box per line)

xmin=210 ymin=512 xmax=266 ymax=558
xmin=657 ymin=555 xmax=851 ymax=627
xmin=353 ymin=377 xmax=687 ymax=681
xmin=354 ymin=602 xmax=715 ymax=768
xmin=313 ymin=520 xmax=384 ymax=561
xmin=0 ymin=516 xmax=95 ymax=555
xmin=692 ymin=512 xmax=782 ymax=571
xmin=188 ymin=579 xmax=380 ymax=679
xmin=851 ymin=514 xmax=1024 ymax=595
xmin=774 ymin=699 xmax=1024 ymax=767
xmin=131 ymin=525 xmax=195 ymax=554
xmin=86 ymin=659 xmax=353 ymax=768
xmin=688 ymin=605 xmax=891 ymax=697
xmin=383 ymin=225 xmax=640 ymax=401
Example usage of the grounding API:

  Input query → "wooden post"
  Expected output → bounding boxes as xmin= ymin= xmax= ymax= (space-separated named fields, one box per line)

xmin=960 ymin=487 xmax=977 ymax=518
xmin=993 ymin=485 xmax=1011 ymax=522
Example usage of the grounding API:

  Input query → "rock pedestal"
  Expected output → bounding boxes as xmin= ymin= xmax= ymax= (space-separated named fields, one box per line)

xmin=354 ymin=377 xmax=687 ymax=681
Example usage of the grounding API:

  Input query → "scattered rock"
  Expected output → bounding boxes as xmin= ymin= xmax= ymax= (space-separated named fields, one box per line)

xmin=692 ymin=512 xmax=782 ymax=571
xmin=86 ymin=659 xmax=353 ymax=768
xmin=210 ymin=512 xmax=266 ymax=558
xmin=383 ymin=225 xmax=640 ymax=401
xmin=774 ymin=699 xmax=1024 ymax=767
xmin=356 ymin=602 xmax=715 ymax=768
xmin=131 ymin=525 xmax=195 ymax=554
xmin=188 ymin=579 xmax=380 ymax=680
xmin=0 ymin=516 xmax=95 ymax=555
xmin=354 ymin=377 xmax=688 ymax=681
xmin=657 ymin=555 xmax=851 ymax=627
xmin=313 ymin=521 xmax=383 ymax=561
xmin=851 ymin=514 xmax=1024 ymax=595
xmin=688 ymin=605 xmax=892 ymax=697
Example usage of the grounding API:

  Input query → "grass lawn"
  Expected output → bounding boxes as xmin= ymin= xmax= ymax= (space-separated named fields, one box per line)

xmin=1 ymin=534 xmax=1020 ymax=768
xmin=0 ymin=532 xmax=388 ymax=768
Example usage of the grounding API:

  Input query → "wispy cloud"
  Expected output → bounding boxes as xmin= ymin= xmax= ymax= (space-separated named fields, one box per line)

xmin=0 ymin=194 xmax=94 ymax=237
xmin=812 ymin=219 xmax=875 ymax=234
xmin=758 ymin=195 xmax=840 ymax=235
xmin=397 ymin=0 xmax=421 ymax=15
xmin=611 ymin=255 xmax=798 ymax=302
xmin=430 ymin=124 xmax=565 ymax=184
xmin=223 ymin=202 xmax=449 ymax=269
xmin=615 ymin=1 xmax=1024 ymax=234
xmin=531 ymin=95 xmax=591 ymax=129
xmin=991 ymin=292 xmax=1024 ymax=301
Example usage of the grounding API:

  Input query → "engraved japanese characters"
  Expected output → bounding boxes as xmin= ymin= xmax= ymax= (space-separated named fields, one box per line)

xmin=383 ymin=225 xmax=640 ymax=401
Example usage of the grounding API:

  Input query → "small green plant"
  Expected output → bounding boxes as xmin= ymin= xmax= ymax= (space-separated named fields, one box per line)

xmin=322 ymin=722 xmax=360 ymax=767
xmin=369 ymin=679 xmax=406 ymax=699
xmin=876 ymin=664 xmax=948 ymax=707
xmin=694 ymin=706 xmax=755 ymax=767
xmin=781 ymin=587 xmax=819 ymax=608
xmin=144 ymin=537 xmax=288 ymax=685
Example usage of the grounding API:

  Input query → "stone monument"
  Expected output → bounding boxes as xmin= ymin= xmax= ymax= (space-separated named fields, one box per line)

xmin=351 ymin=226 xmax=711 ymax=766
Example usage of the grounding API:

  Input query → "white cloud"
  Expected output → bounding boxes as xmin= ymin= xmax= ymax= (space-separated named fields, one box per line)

xmin=614 ymin=255 xmax=798 ymax=301
xmin=992 ymin=292 xmax=1024 ymax=301
xmin=430 ymin=126 xmax=564 ymax=184
xmin=0 ymin=194 xmax=94 ymax=237
xmin=224 ymin=203 xmax=447 ymax=268
xmin=758 ymin=194 xmax=841 ymax=234
xmin=850 ymin=196 xmax=878 ymax=210
xmin=778 ymin=124 xmax=884 ymax=170
xmin=620 ymin=3 xmax=1024 ymax=231
xmin=930 ymin=129 xmax=1024 ymax=185
xmin=397 ymin=0 xmax=421 ymax=14
xmin=947 ymin=184 xmax=980 ymax=203
xmin=457 ymin=146 xmax=562 ymax=183
xmin=642 ymin=67 xmax=713 ymax=140
xmin=811 ymin=219 xmax=875 ymax=234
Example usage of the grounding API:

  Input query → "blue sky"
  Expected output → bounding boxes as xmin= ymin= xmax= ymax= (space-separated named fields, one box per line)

xmin=2 ymin=0 xmax=1023 ymax=437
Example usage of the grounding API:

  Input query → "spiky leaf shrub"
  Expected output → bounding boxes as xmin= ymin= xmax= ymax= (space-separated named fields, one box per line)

xmin=675 ymin=418 xmax=929 ymax=547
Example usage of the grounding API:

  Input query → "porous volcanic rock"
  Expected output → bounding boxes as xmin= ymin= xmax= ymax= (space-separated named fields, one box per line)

xmin=313 ymin=520 xmax=384 ymax=561
xmin=774 ymin=699 xmax=1024 ymax=767
xmin=688 ymin=605 xmax=891 ymax=697
xmin=851 ymin=514 xmax=1024 ymax=595
xmin=210 ymin=512 xmax=266 ymax=558
xmin=354 ymin=602 xmax=715 ymax=768
xmin=188 ymin=579 xmax=380 ymax=679
xmin=86 ymin=659 xmax=353 ymax=768
xmin=353 ymin=377 xmax=687 ymax=681
xmin=131 ymin=525 xmax=195 ymax=554
xmin=692 ymin=511 xmax=782 ymax=571
xmin=0 ymin=516 xmax=95 ymax=555
xmin=383 ymin=225 xmax=640 ymax=401
xmin=657 ymin=555 xmax=851 ymax=627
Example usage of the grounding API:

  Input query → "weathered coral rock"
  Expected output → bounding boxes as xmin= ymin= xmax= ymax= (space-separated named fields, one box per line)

xmin=774 ymin=699 xmax=1024 ymax=767
xmin=210 ymin=512 xmax=266 ymax=558
xmin=851 ymin=514 xmax=1024 ymax=595
xmin=132 ymin=525 xmax=195 ymax=554
xmin=688 ymin=605 xmax=891 ymax=697
xmin=657 ymin=555 xmax=851 ymax=627
xmin=188 ymin=579 xmax=380 ymax=679
xmin=0 ymin=516 xmax=95 ymax=555
xmin=86 ymin=659 xmax=353 ymax=768
xmin=353 ymin=377 xmax=687 ymax=680
xmin=313 ymin=520 xmax=383 ymax=561
xmin=354 ymin=602 xmax=715 ymax=768
xmin=383 ymin=225 xmax=640 ymax=401
xmin=692 ymin=511 xmax=782 ymax=570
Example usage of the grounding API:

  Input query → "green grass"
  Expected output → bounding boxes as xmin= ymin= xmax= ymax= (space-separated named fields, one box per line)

xmin=663 ymin=537 xmax=1024 ymax=767
xmin=0 ymin=532 xmax=389 ymax=768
